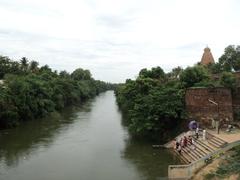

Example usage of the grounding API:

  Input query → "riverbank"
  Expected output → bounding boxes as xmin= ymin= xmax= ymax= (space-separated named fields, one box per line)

xmin=192 ymin=130 xmax=240 ymax=179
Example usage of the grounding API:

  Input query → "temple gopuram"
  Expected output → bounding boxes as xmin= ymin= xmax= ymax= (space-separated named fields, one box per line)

xmin=185 ymin=47 xmax=240 ymax=127
xmin=200 ymin=46 xmax=215 ymax=65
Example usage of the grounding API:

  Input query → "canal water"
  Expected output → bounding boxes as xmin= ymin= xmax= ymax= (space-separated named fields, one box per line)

xmin=0 ymin=91 xmax=179 ymax=180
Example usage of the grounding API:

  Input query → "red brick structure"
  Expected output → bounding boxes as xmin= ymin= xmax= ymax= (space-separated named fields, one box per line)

xmin=185 ymin=87 xmax=233 ymax=126
xmin=233 ymin=87 xmax=240 ymax=118
xmin=200 ymin=47 xmax=215 ymax=65
xmin=185 ymin=48 xmax=240 ymax=124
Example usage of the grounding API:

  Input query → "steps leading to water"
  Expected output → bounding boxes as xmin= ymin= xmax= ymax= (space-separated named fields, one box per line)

xmin=172 ymin=131 xmax=227 ymax=164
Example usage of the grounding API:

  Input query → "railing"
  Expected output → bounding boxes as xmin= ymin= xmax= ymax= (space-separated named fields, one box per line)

xmin=168 ymin=140 xmax=240 ymax=179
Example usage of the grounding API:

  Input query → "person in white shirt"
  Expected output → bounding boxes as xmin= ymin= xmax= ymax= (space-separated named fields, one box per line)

xmin=203 ymin=129 xmax=206 ymax=140
xmin=195 ymin=127 xmax=199 ymax=139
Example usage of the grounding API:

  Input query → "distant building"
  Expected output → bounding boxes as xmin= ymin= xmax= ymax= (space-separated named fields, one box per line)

xmin=200 ymin=47 xmax=215 ymax=65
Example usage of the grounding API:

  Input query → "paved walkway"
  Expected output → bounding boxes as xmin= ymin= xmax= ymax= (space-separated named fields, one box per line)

xmin=207 ymin=129 xmax=240 ymax=143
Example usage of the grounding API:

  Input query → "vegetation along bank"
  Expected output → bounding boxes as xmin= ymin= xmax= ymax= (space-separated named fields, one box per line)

xmin=115 ymin=45 xmax=240 ymax=142
xmin=0 ymin=56 xmax=116 ymax=129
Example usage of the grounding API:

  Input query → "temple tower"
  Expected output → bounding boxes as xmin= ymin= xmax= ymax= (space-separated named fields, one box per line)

xmin=200 ymin=47 xmax=215 ymax=65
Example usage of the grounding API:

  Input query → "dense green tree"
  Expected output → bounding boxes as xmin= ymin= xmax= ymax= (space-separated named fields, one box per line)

xmin=206 ymin=62 xmax=223 ymax=74
xmin=167 ymin=66 xmax=183 ymax=80
xmin=0 ymin=56 xmax=114 ymax=129
xmin=71 ymin=68 xmax=92 ymax=80
xmin=115 ymin=45 xmax=240 ymax=142
xmin=29 ymin=60 xmax=39 ymax=73
xmin=20 ymin=57 xmax=29 ymax=72
xmin=59 ymin=70 xmax=70 ymax=79
xmin=220 ymin=72 xmax=237 ymax=89
xmin=139 ymin=66 xmax=165 ymax=80
xmin=180 ymin=65 xmax=210 ymax=88
xmin=115 ymin=67 xmax=185 ymax=141
xmin=0 ymin=56 xmax=12 ymax=78
xmin=219 ymin=45 xmax=240 ymax=71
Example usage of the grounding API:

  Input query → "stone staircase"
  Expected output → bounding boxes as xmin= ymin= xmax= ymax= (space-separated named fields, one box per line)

xmin=173 ymin=131 xmax=228 ymax=164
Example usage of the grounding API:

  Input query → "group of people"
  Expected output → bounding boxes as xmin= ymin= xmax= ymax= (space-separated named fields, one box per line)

xmin=173 ymin=120 xmax=209 ymax=155
xmin=174 ymin=127 xmax=201 ymax=155
xmin=174 ymin=135 xmax=195 ymax=154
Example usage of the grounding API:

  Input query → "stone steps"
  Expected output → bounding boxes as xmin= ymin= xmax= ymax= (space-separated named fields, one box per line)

xmin=182 ymin=147 xmax=198 ymax=162
xmin=173 ymin=149 xmax=191 ymax=164
xmin=173 ymin=132 xmax=227 ymax=164
xmin=207 ymin=132 xmax=227 ymax=144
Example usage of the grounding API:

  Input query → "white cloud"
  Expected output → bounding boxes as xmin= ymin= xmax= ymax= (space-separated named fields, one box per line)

xmin=0 ymin=0 xmax=239 ymax=82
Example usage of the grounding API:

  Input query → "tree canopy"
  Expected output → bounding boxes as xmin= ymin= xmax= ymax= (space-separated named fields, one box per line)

xmin=219 ymin=45 xmax=240 ymax=72
xmin=115 ymin=45 xmax=240 ymax=141
xmin=0 ymin=56 xmax=116 ymax=129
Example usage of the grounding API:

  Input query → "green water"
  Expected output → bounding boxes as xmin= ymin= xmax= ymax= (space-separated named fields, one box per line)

xmin=0 ymin=91 xmax=179 ymax=180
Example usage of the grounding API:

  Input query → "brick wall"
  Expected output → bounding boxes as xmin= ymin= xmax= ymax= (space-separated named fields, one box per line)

xmin=233 ymin=87 xmax=240 ymax=120
xmin=185 ymin=87 xmax=233 ymax=126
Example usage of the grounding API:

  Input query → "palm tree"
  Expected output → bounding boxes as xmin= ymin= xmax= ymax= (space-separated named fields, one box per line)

xmin=20 ymin=57 xmax=29 ymax=72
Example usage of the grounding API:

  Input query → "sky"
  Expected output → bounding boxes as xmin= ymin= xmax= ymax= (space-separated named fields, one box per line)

xmin=0 ymin=0 xmax=240 ymax=83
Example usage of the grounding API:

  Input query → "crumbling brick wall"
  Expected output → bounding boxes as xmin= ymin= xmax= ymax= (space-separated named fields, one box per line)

xmin=185 ymin=87 xmax=233 ymax=126
xmin=233 ymin=87 xmax=240 ymax=120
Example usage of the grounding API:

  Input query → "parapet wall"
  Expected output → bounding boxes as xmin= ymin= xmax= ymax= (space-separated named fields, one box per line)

xmin=185 ymin=87 xmax=233 ymax=126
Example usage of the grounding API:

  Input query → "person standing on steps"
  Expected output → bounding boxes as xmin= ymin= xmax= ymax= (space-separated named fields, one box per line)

xmin=174 ymin=139 xmax=180 ymax=150
xmin=191 ymin=138 xmax=196 ymax=150
xmin=183 ymin=136 xmax=188 ymax=147
xmin=203 ymin=129 xmax=206 ymax=140
xmin=195 ymin=127 xmax=199 ymax=139
xmin=180 ymin=138 xmax=184 ymax=148
xmin=177 ymin=144 xmax=182 ymax=154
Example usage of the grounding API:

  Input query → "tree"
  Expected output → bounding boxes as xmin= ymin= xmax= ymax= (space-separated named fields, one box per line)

xmin=0 ymin=56 xmax=11 ymax=78
xmin=0 ymin=55 xmax=113 ymax=129
xmin=115 ymin=66 xmax=185 ymax=141
xmin=39 ymin=65 xmax=52 ymax=73
xmin=207 ymin=62 xmax=223 ymax=74
xmin=20 ymin=57 xmax=29 ymax=72
xmin=167 ymin=66 xmax=183 ymax=80
xmin=219 ymin=45 xmax=240 ymax=72
xmin=59 ymin=70 xmax=70 ymax=79
xmin=220 ymin=72 xmax=237 ymax=89
xmin=180 ymin=65 xmax=210 ymax=88
xmin=71 ymin=68 xmax=92 ymax=80
xmin=139 ymin=66 xmax=165 ymax=80
xmin=29 ymin=61 xmax=39 ymax=73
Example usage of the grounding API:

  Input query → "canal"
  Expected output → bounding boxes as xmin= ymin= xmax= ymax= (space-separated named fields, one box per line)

xmin=0 ymin=91 xmax=179 ymax=180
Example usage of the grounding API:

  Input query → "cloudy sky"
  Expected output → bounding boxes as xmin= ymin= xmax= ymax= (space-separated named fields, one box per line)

xmin=0 ymin=0 xmax=239 ymax=82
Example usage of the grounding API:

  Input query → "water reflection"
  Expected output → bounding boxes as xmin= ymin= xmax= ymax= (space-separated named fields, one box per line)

xmin=0 ymin=103 xmax=91 ymax=168
xmin=122 ymin=137 xmax=180 ymax=179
